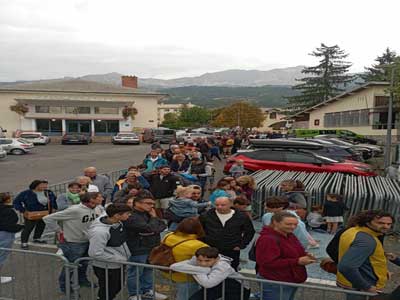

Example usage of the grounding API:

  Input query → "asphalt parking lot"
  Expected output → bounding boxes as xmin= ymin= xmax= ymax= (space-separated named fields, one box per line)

xmin=0 ymin=143 xmax=152 ymax=193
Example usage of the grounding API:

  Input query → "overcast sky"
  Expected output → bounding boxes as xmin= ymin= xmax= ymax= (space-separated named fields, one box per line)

xmin=0 ymin=0 xmax=399 ymax=82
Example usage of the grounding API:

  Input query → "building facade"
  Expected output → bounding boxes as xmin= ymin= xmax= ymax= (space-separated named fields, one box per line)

xmin=0 ymin=77 xmax=167 ymax=140
xmin=157 ymin=102 xmax=195 ymax=125
xmin=289 ymin=82 xmax=398 ymax=138
xmin=257 ymin=108 xmax=286 ymax=131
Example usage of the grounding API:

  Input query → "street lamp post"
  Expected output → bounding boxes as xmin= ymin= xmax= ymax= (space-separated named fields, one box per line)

xmin=384 ymin=67 xmax=395 ymax=170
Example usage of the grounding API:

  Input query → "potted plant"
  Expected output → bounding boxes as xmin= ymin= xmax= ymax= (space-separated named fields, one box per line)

xmin=10 ymin=103 xmax=29 ymax=116
xmin=122 ymin=106 xmax=138 ymax=120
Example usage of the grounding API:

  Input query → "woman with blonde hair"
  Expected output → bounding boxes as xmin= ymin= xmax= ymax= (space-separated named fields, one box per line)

xmin=166 ymin=186 xmax=210 ymax=230
xmin=162 ymin=217 xmax=209 ymax=300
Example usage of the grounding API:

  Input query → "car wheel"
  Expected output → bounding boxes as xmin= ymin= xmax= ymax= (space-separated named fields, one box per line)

xmin=11 ymin=148 xmax=25 ymax=155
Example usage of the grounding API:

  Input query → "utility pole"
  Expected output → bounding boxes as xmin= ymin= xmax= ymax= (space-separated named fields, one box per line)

xmin=384 ymin=67 xmax=395 ymax=170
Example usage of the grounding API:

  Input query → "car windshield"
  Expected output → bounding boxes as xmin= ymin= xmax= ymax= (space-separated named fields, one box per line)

xmin=17 ymin=138 xmax=31 ymax=143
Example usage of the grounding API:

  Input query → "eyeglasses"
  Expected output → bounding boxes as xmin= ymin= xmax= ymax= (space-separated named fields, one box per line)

xmin=142 ymin=202 xmax=155 ymax=206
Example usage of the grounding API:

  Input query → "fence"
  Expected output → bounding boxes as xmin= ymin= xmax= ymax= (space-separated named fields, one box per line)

xmin=0 ymin=248 xmax=374 ymax=300
xmin=252 ymin=170 xmax=400 ymax=232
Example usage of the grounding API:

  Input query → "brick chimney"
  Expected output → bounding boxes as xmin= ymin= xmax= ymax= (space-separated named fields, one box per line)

xmin=121 ymin=75 xmax=138 ymax=88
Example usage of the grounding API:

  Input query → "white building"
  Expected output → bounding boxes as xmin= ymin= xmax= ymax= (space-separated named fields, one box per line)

xmin=0 ymin=76 xmax=167 ymax=141
xmin=257 ymin=107 xmax=287 ymax=131
xmin=157 ymin=102 xmax=196 ymax=125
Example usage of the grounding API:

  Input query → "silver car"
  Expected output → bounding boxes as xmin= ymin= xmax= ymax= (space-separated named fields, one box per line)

xmin=0 ymin=146 xmax=7 ymax=160
xmin=0 ymin=138 xmax=34 ymax=155
xmin=112 ymin=133 xmax=140 ymax=145
xmin=18 ymin=132 xmax=51 ymax=145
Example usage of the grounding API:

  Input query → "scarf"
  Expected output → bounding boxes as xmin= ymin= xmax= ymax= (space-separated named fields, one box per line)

xmin=67 ymin=191 xmax=81 ymax=204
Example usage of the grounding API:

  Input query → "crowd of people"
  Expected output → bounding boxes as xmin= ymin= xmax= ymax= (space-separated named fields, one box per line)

xmin=0 ymin=135 xmax=399 ymax=300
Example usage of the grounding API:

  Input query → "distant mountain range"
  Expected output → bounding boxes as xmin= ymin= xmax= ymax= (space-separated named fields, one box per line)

xmin=78 ymin=66 xmax=305 ymax=88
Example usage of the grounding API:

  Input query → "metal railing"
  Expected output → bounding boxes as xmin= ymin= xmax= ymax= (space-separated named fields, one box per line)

xmin=0 ymin=248 xmax=374 ymax=300
xmin=0 ymin=247 xmax=73 ymax=300
xmin=252 ymin=170 xmax=400 ymax=232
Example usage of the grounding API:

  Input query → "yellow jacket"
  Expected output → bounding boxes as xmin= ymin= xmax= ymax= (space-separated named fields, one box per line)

xmin=162 ymin=232 xmax=208 ymax=282
xmin=337 ymin=226 xmax=387 ymax=291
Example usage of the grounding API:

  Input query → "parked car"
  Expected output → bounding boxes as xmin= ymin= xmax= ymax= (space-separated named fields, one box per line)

xmin=180 ymin=132 xmax=212 ymax=143
xmin=143 ymin=128 xmax=176 ymax=144
xmin=248 ymin=139 xmax=363 ymax=162
xmin=224 ymin=149 xmax=376 ymax=176
xmin=112 ymin=133 xmax=140 ymax=145
xmin=18 ymin=132 xmax=51 ymax=145
xmin=61 ymin=134 xmax=92 ymax=145
xmin=0 ymin=146 xmax=7 ymax=160
xmin=315 ymin=135 xmax=383 ymax=157
xmin=290 ymin=129 xmax=378 ymax=144
xmin=0 ymin=138 xmax=34 ymax=155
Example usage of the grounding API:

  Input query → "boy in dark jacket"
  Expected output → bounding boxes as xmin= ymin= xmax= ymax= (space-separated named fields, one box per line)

xmin=123 ymin=190 xmax=167 ymax=300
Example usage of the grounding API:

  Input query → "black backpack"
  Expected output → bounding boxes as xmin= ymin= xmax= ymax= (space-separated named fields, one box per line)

xmin=326 ymin=227 xmax=346 ymax=264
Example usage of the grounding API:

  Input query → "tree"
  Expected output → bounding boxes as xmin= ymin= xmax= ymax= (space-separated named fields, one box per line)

xmin=161 ymin=112 xmax=181 ymax=129
xmin=361 ymin=48 xmax=397 ymax=82
xmin=287 ymin=43 xmax=354 ymax=113
xmin=211 ymin=101 xmax=266 ymax=128
xmin=178 ymin=106 xmax=211 ymax=128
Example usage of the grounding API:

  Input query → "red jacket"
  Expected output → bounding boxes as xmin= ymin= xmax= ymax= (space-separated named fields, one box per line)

xmin=256 ymin=226 xmax=307 ymax=283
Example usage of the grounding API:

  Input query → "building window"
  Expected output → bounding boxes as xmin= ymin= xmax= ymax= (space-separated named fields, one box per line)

xmin=36 ymin=119 xmax=62 ymax=135
xmin=324 ymin=109 xmax=371 ymax=127
xmin=269 ymin=112 xmax=277 ymax=119
xmin=94 ymin=107 xmax=119 ymax=114
xmin=94 ymin=120 xmax=119 ymax=136
xmin=374 ymin=96 xmax=389 ymax=107
xmin=314 ymin=119 xmax=320 ymax=126
xmin=35 ymin=106 xmax=62 ymax=113
xmin=65 ymin=106 xmax=91 ymax=114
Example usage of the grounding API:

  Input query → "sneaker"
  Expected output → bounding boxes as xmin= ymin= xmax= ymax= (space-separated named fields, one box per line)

xmin=33 ymin=239 xmax=48 ymax=244
xmin=128 ymin=296 xmax=141 ymax=300
xmin=0 ymin=276 xmax=13 ymax=284
xmin=21 ymin=243 xmax=29 ymax=250
xmin=142 ymin=290 xmax=167 ymax=300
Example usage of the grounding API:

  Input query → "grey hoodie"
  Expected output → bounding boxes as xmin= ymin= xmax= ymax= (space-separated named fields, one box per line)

xmin=88 ymin=217 xmax=130 ymax=269
xmin=170 ymin=255 xmax=249 ymax=289
xmin=43 ymin=203 xmax=97 ymax=243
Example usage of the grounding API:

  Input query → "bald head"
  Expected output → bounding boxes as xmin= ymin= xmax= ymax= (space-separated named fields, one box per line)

xmin=84 ymin=167 xmax=97 ymax=178
xmin=215 ymin=197 xmax=232 ymax=214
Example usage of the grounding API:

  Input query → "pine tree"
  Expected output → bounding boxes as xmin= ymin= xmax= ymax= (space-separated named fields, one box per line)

xmin=287 ymin=44 xmax=353 ymax=113
xmin=361 ymin=47 xmax=397 ymax=82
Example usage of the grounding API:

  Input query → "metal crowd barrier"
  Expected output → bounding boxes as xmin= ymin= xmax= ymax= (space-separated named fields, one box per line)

xmin=0 ymin=247 xmax=73 ymax=300
xmin=252 ymin=170 xmax=400 ymax=232
xmin=0 ymin=248 xmax=374 ymax=300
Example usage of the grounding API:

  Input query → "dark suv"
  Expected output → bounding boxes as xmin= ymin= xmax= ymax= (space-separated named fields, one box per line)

xmin=249 ymin=139 xmax=363 ymax=161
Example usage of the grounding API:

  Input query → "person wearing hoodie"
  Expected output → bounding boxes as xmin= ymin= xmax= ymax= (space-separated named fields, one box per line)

xmin=170 ymin=246 xmax=250 ymax=300
xmin=56 ymin=182 xmax=82 ymax=211
xmin=123 ymin=190 xmax=167 ymax=300
xmin=143 ymin=150 xmax=168 ymax=172
xmin=43 ymin=192 xmax=103 ymax=294
xmin=88 ymin=203 xmax=132 ymax=300
xmin=167 ymin=186 xmax=210 ymax=231
xmin=161 ymin=217 xmax=209 ymax=300
xmin=0 ymin=193 xmax=24 ymax=284
xmin=199 ymin=197 xmax=255 ymax=271
xmin=256 ymin=212 xmax=316 ymax=300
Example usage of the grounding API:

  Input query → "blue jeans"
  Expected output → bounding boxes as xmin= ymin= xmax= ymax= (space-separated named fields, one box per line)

xmin=58 ymin=242 xmax=89 ymax=292
xmin=0 ymin=231 xmax=15 ymax=267
xmin=127 ymin=254 xmax=153 ymax=296
xmin=175 ymin=281 xmax=198 ymax=300
xmin=261 ymin=282 xmax=297 ymax=300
